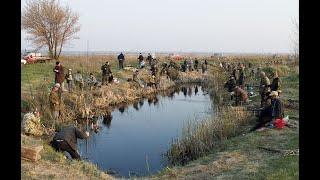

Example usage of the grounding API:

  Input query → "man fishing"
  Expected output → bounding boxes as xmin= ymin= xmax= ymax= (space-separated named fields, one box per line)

xmin=233 ymin=86 xmax=249 ymax=106
xmin=224 ymin=76 xmax=237 ymax=100
xmin=50 ymin=125 xmax=90 ymax=160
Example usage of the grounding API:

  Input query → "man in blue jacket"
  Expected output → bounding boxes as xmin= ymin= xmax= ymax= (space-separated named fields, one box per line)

xmin=117 ymin=52 xmax=125 ymax=69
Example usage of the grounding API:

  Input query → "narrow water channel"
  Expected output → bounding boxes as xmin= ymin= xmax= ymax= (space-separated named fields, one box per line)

xmin=78 ymin=84 xmax=213 ymax=177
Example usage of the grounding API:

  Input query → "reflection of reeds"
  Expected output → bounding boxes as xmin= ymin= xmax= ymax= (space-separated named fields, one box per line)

xmin=165 ymin=106 xmax=251 ymax=166
xmin=146 ymin=154 xmax=151 ymax=175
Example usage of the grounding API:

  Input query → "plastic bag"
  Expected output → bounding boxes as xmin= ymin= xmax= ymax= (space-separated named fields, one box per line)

xmin=274 ymin=118 xmax=286 ymax=129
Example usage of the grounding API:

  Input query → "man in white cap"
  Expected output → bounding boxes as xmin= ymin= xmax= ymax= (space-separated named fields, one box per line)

xmin=49 ymin=83 xmax=61 ymax=125
xmin=270 ymin=91 xmax=284 ymax=121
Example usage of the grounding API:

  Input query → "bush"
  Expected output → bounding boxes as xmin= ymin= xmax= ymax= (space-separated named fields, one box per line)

xmin=167 ymin=68 xmax=180 ymax=81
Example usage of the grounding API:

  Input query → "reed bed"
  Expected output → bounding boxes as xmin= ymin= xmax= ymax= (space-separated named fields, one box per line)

xmin=165 ymin=106 xmax=251 ymax=166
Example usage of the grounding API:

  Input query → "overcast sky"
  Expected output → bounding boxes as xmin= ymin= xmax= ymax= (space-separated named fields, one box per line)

xmin=21 ymin=0 xmax=299 ymax=53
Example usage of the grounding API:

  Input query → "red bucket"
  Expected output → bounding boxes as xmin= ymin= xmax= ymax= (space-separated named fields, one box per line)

xmin=274 ymin=118 xmax=286 ymax=129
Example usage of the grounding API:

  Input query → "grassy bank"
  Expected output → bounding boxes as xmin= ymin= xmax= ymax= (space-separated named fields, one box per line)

xmin=152 ymin=61 xmax=299 ymax=179
xmin=21 ymin=136 xmax=113 ymax=179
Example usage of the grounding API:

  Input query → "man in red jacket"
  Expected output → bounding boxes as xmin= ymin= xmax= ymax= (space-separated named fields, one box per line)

xmin=53 ymin=61 xmax=66 ymax=91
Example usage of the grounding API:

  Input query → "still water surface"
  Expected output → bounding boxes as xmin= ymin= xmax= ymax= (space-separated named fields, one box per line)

xmin=78 ymin=85 xmax=213 ymax=177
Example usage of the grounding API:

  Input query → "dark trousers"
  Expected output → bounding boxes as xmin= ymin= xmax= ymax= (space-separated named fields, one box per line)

xmin=260 ymin=93 xmax=266 ymax=107
xmin=51 ymin=140 xmax=81 ymax=159
xmin=102 ymin=74 xmax=109 ymax=85
xmin=250 ymin=108 xmax=272 ymax=131
xmin=119 ymin=60 xmax=124 ymax=69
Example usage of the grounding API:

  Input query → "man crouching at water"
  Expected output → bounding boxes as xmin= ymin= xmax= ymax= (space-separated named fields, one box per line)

xmin=50 ymin=125 xmax=89 ymax=160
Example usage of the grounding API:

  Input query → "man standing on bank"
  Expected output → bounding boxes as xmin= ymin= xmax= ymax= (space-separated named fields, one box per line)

xmin=101 ymin=61 xmax=112 ymax=85
xmin=53 ymin=61 xmax=66 ymax=91
xmin=117 ymin=52 xmax=125 ymax=69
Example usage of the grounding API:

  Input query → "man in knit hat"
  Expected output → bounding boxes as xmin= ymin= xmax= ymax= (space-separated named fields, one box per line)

xmin=259 ymin=71 xmax=271 ymax=107
xmin=65 ymin=69 xmax=73 ymax=93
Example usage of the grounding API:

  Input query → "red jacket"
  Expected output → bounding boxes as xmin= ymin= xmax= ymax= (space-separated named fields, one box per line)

xmin=54 ymin=65 xmax=65 ymax=83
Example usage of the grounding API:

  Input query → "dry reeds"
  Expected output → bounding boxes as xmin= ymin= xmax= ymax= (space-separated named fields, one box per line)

xmin=165 ymin=106 xmax=251 ymax=166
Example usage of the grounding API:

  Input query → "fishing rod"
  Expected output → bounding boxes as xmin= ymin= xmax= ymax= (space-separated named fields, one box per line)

xmin=26 ymin=72 xmax=35 ymax=101
xmin=84 ymin=40 xmax=90 ymax=158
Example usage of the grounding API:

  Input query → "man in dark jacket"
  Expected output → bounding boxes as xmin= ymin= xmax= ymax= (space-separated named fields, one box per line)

xmin=146 ymin=53 xmax=152 ymax=66
xmin=53 ymin=61 xmax=66 ymax=91
xmin=138 ymin=53 xmax=144 ymax=66
xmin=204 ymin=59 xmax=208 ymax=70
xmin=271 ymin=71 xmax=281 ymax=92
xmin=232 ymin=68 xmax=238 ymax=81
xmin=201 ymin=62 xmax=206 ymax=73
xmin=51 ymin=125 xmax=89 ymax=159
xmin=224 ymin=76 xmax=236 ymax=93
xmin=194 ymin=58 xmax=199 ymax=71
xmin=237 ymin=66 xmax=245 ymax=89
xmin=117 ymin=52 xmax=125 ymax=69
xmin=250 ymin=92 xmax=272 ymax=132
xmin=182 ymin=60 xmax=187 ymax=72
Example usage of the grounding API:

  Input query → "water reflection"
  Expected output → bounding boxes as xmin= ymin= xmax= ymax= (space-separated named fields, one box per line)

xmin=139 ymin=99 xmax=144 ymax=107
xmin=195 ymin=86 xmax=198 ymax=95
xmin=153 ymin=96 xmax=159 ymax=106
xmin=147 ymin=98 xmax=153 ymax=106
xmin=79 ymin=83 xmax=214 ymax=177
xmin=182 ymin=87 xmax=187 ymax=97
xmin=103 ymin=113 xmax=113 ymax=129
xmin=118 ymin=104 xmax=127 ymax=114
xmin=188 ymin=87 xmax=192 ymax=97
xmin=168 ymin=91 xmax=175 ymax=99
xmin=133 ymin=102 xmax=139 ymax=111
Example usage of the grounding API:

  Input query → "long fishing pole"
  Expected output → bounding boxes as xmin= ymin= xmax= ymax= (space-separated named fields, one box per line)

xmin=85 ymin=40 xmax=89 ymax=158
xmin=26 ymin=72 xmax=34 ymax=101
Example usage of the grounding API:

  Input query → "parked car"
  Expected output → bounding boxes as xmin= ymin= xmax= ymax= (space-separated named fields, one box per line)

xmin=22 ymin=52 xmax=51 ymax=64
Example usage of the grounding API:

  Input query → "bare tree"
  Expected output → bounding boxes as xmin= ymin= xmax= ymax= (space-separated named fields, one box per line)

xmin=22 ymin=0 xmax=80 ymax=59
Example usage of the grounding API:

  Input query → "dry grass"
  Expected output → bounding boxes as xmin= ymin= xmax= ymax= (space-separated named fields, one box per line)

xmin=165 ymin=106 xmax=251 ymax=166
xmin=153 ymin=151 xmax=247 ymax=179
xmin=21 ymin=135 xmax=114 ymax=180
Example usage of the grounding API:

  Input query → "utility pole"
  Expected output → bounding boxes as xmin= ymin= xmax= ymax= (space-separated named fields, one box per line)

xmin=87 ymin=40 xmax=89 ymax=73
